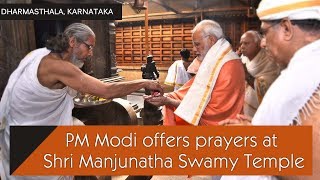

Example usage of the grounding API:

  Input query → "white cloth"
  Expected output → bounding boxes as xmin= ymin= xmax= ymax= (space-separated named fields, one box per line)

xmin=164 ymin=60 xmax=191 ymax=91
xmin=243 ymin=49 xmax=280 ymax=117
xmin=0 ymin=48 xmax=74 ymax=180
xmin=241 ymin=55 xmax=250 ymax=64
xmin=174 ymin=38 xmax=239 ymax=125
xmin=253 ymin=39 xmax=320 ymax=125
xmin=222 ymin=2 xmax=320 ymax=179
xmin=245 ymin=49 xmax=279 ymax=79
xmin=187 ymin=57 xmax=201 ymax=74
xmin=257 ymin=0 xmax=320 ymax=21
xmin=244 ymin=85 xmax=260 ymax=117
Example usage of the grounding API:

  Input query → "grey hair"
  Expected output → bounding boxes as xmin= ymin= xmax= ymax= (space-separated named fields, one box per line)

xmin=191 ymin=19 xmax=224 ymax=39
xmin=245 ymin=30 xmax=262 ymax=44
xmin=64 ymin=23 xmax=95 ymax=42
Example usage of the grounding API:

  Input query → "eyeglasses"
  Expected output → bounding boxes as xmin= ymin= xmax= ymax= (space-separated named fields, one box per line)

xmin=79 ymin=39 xmax=94 ymax=50
xmin=260 ymin=20 xmax=281 ymax=38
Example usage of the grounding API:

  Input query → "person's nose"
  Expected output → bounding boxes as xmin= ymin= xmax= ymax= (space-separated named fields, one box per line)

xmin=88 ymin=49 xmax=93 ymax=57
xmin=240 ymin=44 xmax=245 ymax=50
xmin=193 ymin=46 xmax=197 ymax=53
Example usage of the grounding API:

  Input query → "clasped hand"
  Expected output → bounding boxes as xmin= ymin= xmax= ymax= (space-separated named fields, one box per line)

xmin=143 ymin=93 xmax=168 ymax=107
xmin=145 ymin=80 xmax=164 ymax=96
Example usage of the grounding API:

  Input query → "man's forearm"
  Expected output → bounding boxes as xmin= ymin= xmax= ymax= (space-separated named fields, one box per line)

xmin=103 ymin=79 xmax=148 ymax=99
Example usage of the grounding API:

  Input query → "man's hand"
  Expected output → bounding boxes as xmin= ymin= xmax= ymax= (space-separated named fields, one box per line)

xmin=144 ymin=95 xmax=168 ymax=107
xmin=144 ymin=91 xmax=181 ymax=108
xmin=145 ymin=80 xmax=164 ymax=95
xmin=236 ymin=114 xmax=252 ymax=121
xmin=218 ymin=114 xmax=252 ymax=126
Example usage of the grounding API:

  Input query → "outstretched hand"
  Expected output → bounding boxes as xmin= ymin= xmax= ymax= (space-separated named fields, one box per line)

xmin=145 ymin=80 xmax=164 ymax=96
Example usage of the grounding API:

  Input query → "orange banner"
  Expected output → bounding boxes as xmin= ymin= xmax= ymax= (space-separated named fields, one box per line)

xmin=12 ymin=126 xmax=312 ymax=176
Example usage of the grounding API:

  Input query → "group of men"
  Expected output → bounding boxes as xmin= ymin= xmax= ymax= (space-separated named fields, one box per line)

xmin=0 ymin=0 xmax=319 ymax=179
xmin=146 ymin=0 xmax=320 ymax=179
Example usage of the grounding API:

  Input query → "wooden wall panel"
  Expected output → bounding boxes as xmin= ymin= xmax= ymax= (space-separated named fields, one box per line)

xmin=0 ymin=20 xmax=36 ymax=98
xmin=116 ymin=18 xmax=260 ymax=67
xmin=116 ymin=22 xmax=195 ymax=66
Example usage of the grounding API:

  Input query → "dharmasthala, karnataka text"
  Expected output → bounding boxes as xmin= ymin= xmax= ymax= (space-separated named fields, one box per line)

xmin=1 ymin=8 xmax=64 ymax=15
xmin=67 ymin=8 xmax=113 ymax=15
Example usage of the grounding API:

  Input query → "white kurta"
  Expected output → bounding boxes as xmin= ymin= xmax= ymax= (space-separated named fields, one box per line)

xmin=253 ymin=39 xmax=320 ymax=125
xmin=164 ymin=60 xmax=191 ymax=91
xmin=243 ymin=49 xmax=280 ymax=117
xmin=0 ymin=48 xmax=74 ymax=180
xmin=221 ymin=40 xmax=320 ymax=180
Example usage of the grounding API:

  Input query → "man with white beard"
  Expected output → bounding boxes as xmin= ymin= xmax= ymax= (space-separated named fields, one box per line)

xmin=0 ymin=23 xmax=163 ymax=180
xmin=145 ymin=20 xmax=245 ymax=126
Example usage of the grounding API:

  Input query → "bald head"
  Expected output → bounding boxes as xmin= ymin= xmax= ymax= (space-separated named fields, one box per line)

xmin=240 ymin=30 xmax=262 ymax=60
xmin=243 ymin=31 xmax=262 ymax=44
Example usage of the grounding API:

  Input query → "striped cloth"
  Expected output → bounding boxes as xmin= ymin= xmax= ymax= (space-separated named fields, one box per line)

xmin=257 ymin=0 xmax=320 ymax=20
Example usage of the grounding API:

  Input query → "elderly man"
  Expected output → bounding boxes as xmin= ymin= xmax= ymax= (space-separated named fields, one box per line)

xmin=0 ymin=23 xmax=162 ymax=180
xmin=220 ymin=0 xmax=320 ymax=179
xmin=240 ymin=30 xmax=280 ymax=117
xmin=145 ymin=19 xmax=245 ymax=126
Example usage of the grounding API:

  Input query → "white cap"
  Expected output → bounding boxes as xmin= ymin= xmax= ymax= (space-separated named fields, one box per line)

xmin=257 ymin=0 xmax=320 ymax=21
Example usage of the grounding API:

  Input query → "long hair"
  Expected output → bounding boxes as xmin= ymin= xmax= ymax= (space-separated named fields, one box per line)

xmin=45 ymin=34 xmax=69 ymax=53
xmin=45 ymin=23 xmax=95 ymax=53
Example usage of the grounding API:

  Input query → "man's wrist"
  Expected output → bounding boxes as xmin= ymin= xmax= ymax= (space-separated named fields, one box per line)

xmin=141 ymin=79 xmax=150 ymax=87
xmin=163 ymin=96 xmax=169 ymax=106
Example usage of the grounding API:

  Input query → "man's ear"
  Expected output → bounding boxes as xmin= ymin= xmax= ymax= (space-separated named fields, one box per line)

xmin=209 ymin=35 xmax=217 ymax=46
xmin=280 ymin=18 xmax=294 ymax=41
xmin=69 ymin=36 xmax=76 ymax=48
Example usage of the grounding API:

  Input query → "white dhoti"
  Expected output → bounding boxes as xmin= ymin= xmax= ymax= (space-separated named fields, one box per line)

xmin=0 ymin=48 xmax=74 ymax=180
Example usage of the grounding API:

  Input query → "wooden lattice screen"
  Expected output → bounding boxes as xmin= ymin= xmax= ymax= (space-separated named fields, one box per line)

xmin=116 ymin=21 xmax=195 ymax=67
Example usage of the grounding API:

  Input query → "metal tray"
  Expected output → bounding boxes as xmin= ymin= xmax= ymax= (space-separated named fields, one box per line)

xmin=73 ymin=96 xmax=112 ymax=107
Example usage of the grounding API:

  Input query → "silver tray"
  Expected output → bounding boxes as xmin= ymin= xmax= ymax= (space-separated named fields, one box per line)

xmin=73 ymin=96 xmax=112 ymax=107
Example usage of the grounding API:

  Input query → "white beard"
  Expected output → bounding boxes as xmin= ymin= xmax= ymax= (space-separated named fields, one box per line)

xmin=198 ymin=43 xmax=212 ymax=61
xmin=71 ymin=55 xmax=84 ymax=69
